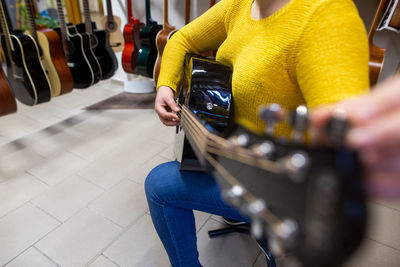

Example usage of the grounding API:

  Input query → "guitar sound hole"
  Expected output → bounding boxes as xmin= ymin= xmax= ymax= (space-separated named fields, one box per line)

xmin=107 ymin=22 xmax=116 ymax=31
xmin=90 ymin=35 xmax=98 ymax=48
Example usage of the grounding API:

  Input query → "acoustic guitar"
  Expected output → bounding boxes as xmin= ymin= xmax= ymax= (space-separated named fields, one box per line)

xmin=101 ymin=0 xmax=124 ymax=53
xmin=121 ymin=0 xmax=144 ymax=74
xmin=25 ymin=0 xmax=73 ymax=97
xmin=369 ymin=0 xmax=390 ymax=86
xmin=153 ymin=0 xmax=177 ymax=84
xmin=77 ymin=0 xmax=117 ymax=80
xmin=175 ymin=55 xmax=367 ymax=267
xmin=137 ymin=0 xmax=162 ymax=78
xmin=53 ymin=0 xmax=97 ymax=88
xmin=0 ymin=0 xmax=51 ymax=106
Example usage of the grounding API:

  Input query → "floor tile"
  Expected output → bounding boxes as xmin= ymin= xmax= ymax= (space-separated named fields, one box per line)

xmin=129 ymin=155 xmax=169 ymax=184
xmin=26 ymin=151 xmax=89 ymax=186
xmin=0 ymin=113 xmax=39 ymax=140
xmin=88 ymin=255 xmax=119 ymax=267
xmin=5 ymin=247 xmax=57 ymax=267
xmin=344 ymin=239 xmax=400 ymax=267
xmin=197 ymin=218 xmax=260 ymax=267
xmin=36 ymin=208 xmax=122 ymax=267
xmin=0 ymin=172 xmax=47 ymax=218
xmin=32 ymin=175 xmax=104 ymax=222
xmin=367 ymin=202 xmax=400 ymax=250
xmin=89 ymin=180 xmax=148 ymax=227
xmin=194 ymin=211 xmax=212 ymax=233
xmin=0 ymin=203 xmax=59 ymax=266
xmin=104 ymin=214 xmax=169 ymax=267
xmin=159 ymin=144 xmax=176 ymax=161
xmin=0 ymin=148 xmax=44 ymax=180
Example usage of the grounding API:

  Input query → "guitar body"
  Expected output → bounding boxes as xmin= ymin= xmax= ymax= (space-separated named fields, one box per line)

xmin=53 ymin=27 xmax=94 ymax=88
xmin=122 ymin=18 xmax=144 ymax=74
xmin=137 ymin=23 xmax=162 ymax=78
xmin=0 ymin=65 xmax=17 ymax=116
xmin=101 ymin=15 xmax=124 ymax=53
xmin=76 ymin=22 xmax=117 ymax=80
xmin=369 ymin=44 xmax=385 ymax=86
xmin=177 ymin=56 xmax=367 ymax=267
xmin=68 ymin=25 xmax=102 ymax=84
xmin=38 ymin=29 xmax=74 ymax=95
xmin=39 ymin=29 xmax=74 ymax=95
xmin=153 ymin=26 xmax=176 ymax=84
xmin=1 ymin=33 xmax=51 ymax=105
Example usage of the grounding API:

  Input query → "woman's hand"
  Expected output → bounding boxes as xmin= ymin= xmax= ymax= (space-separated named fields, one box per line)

xmin=154 ymin=86 xmax=181 ymax=126
xmin=311 ymin=76 xmax=400 ymax=198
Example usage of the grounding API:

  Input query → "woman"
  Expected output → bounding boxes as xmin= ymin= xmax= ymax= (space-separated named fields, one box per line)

xmin=145 ymin=0 xmax=369 ymax=266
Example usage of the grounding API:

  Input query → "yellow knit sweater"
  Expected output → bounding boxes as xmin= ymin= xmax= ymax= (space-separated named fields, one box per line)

xmin=157 ymin=0 xmax=369 ymax=136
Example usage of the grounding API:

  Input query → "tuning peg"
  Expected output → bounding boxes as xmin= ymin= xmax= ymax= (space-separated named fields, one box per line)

xmin=222 ymin=185 xmax=246 ymax=207
xmin=278 ymin=151 xmax=310 ymax=183
xmin=258 ymin=104 xmax=286 ymax=136
xmin=228 ymin=134 xmax=250 ymax=147
xmin=288 ymin=105 xmax=309 ymax=143
xmin=251 ymin=141 xmax=275 ymax=158
xmin=326 ymin=108 xmax=349 ymax=145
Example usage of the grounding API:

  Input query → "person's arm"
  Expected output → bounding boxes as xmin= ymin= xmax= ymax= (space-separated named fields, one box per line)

xmin=295 ymin=0 xmax=370 ymax=108
xmin=311 ymin=76 xmax=400 ymax=198
xmin=155 ymin=0 xmax=232 ymax=126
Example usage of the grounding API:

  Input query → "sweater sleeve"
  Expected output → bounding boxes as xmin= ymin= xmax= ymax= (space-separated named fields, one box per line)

xmin=295 ymin=0 xmax=370 ymax=109
xmin=156 ymin=0 xmax=231 ymax=91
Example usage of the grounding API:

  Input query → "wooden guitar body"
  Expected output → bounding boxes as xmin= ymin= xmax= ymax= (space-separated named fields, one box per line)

xmin=1 ymin=33 xmax=51 ymax=105
xmin=54 ymin=27 xmax=94 ymax=88
xmin=122 ymin=18 xmax=144 ymax=73
xmin=68 ymin=25 xmax=102 ymax=84
xmin=137 ymin=23 xmax=162 ymax=78
xmin=177 ymin=56 xmax=367 ymax=267
xmin=39 ymin=29 xmax=74 ymax=95
xmin=0 ymin=64 xmax=17 ymax=116
xmin=369 ymin=44 xmax=385 ymax=86
xmin=76 ymin=22 xmax=117 ymax=80
xmin=101 ymin=15 xmax=124 ymax=52
xmin=153 ymin=26 xmax=176 ymax=84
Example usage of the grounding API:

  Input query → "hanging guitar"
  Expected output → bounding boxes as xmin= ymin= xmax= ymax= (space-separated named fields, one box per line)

xmin=53 ymin=0 xmax=97 ymax=88
xmin=0 ymin=0 xmax=51 ymax=106
xmin=368 ymin=0 xmax=390 ymax=87
xmin=0 ymin=55 xmax=16 ymax=116
xmin=76 ymin=0 xmax=117 ymax=80
xmin=137 ymin=0 xmax=162 ymax=78
xmin=121 ymin=0 xmax=144 ymax=74
xmin=175 ymin=55 xmax=367 ymax=267
xmin=153 ymin=0 xmax=177 ymax=84
xmin=25 ymin=0 xmax=73 ymax=97
xmin=101 ymin=0 xmax=124 ymax=52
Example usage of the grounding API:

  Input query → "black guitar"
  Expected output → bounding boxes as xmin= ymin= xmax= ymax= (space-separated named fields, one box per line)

xmin=176 ymin=55 xmax=367 ymax=267
xmin=136 ymin=0 xmax=162 ymax=78
xmin=76 ymin=0 xmax=117 ymax=80
xmin=53 ymin=0 xmax=98 ymax=88
xmin=0 ymin=0 xmax=51 ymax=106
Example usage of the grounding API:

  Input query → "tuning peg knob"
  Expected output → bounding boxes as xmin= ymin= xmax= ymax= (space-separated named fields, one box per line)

xmin=228 ymin=134 xmax=250 ymax=147
xmin=288 ymin=105 xmax=309 ymax=143
xmin=279 ymin=151 xmax=310 ymax=183
xmin=326 ymin=108 xmax=349 ymax=145
xmin=251 ymin=141 xmax=275 ymax=158
xmin=258 ymin=104 xmax=286 ymax=136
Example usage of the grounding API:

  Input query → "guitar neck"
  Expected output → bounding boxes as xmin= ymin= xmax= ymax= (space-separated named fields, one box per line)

xmin=145 ymin=0 xmax=153 ymax=25
xmin=163 ymin=0 xmax=169 ymax=26
xmin=127 ymin=0 xmax=133 ymax=19
xmin=106 ymin=0 xmax=114 ymax=23
xmin=82 ymin=0 xmax=93 ymax=34
xmin=25 ymin=0 xmax=39 ymax=43
xmin=369 ymin=0 xmax=390 ymax=42
xmin=185 ymin=0 xmax=190 ymax=24
xmin=55 ymin=0 xmax=69 ymax=58
xmin=0 ymin=0 xmax=14 ymax=52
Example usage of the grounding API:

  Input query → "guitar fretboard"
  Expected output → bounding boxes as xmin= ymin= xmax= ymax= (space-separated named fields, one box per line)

xmin=82 ymin=0 xmax=93 ymax=34
xmin=25 ymin=0 xmax=39 ymax=44
xmin=55 ymin=0 xmax=69 ymax=58
xmin=106 ymin=0 xmax=113 ymax=24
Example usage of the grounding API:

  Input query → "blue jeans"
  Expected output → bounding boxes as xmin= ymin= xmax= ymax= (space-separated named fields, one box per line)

xmin=145 ymin=161 xmax=249 ymax=267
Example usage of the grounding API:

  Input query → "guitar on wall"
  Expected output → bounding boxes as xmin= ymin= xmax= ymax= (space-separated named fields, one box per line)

xmin=368 ymin=0 xmax=390 ymax=87
xmin=137 ymin=0 xmax=162 ymax=78
xmin=77 ymin=0 xmax=117 ymax=80
xmin=25 ymin=0 xmax=73 ymax=97
xmin=101 ymin=0 xmax=124 ymax=53
xmin=153 ymin=0 xmax=176 ymax=84
xmin=53 ymin=0 xmax=97 ymax=88
xmin=122 ymin=0 xmax=144 ymax=74
xmin=0 ymin=0 xmax=51 ymax=106
xmin=175 ymin=55 xmax=367 ymax=267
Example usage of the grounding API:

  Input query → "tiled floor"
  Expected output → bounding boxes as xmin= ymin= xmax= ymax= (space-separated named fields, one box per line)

xmin=0 ymin=79 xmax=400 ymax=267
